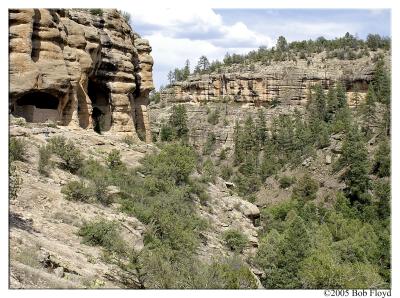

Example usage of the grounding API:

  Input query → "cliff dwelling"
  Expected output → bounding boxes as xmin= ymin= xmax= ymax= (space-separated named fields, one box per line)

xmin=12 ymin=91 xmax=60 ymax=123
xmin=9 ymin=9 xmax=154 ymax=140
xmin=88 ymin=79 xmax=112 ymax=134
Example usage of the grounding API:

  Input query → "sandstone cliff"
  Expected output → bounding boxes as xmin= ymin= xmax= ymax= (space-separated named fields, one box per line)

xmin=9 ymin=9 xmax=153 ymax=141
xmin=153 ymin=51 xmax=389 ymax=154
xmin=161 ymin=52 xmax=389 ymax=105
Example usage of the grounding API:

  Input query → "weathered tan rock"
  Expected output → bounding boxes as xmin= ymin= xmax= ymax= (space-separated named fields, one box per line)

xmin=161 ymin=52 xmax=390 ymax=105
xmin=153 ymin=51 xmax=389 ymax=154
xmin=9 ymin=9 xmax=153 ymax=140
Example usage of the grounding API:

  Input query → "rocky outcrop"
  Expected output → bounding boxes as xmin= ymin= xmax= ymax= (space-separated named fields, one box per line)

xmin=154 ymin=51 xmax=389 ymax=153
xmin=161 ymin=52 xmax=390 ymax=105
xmin=9 ymin=9 xmax=153 ymax=141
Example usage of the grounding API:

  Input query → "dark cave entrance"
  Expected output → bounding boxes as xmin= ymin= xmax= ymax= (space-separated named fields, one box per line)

xmin=88 ymin=79 xmax=112 ymax=134
xmin=346 ymin=79 xmax=369 ymax=92
xmin=13 ymin=91 xmax=60 ymax=122
xmin=132 ymin=96 xmax=148 ymax=142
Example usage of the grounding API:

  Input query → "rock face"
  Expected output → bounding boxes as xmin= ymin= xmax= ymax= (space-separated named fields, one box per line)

xmin=154 ymin=51 xmax=389 ymax=153
xmin=161 ymin=52 xmax=390 ymax=105
xmin=9 ymin=9 xmax=154 ymax=141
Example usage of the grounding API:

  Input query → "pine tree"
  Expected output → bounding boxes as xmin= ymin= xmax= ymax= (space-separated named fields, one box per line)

xmin=372 ymin=59 xmax=390 ymax=104
xmin=196 ymin=56 xmax=210 ymax=73
xmin=272 ymin=114 xmax=296 ymax=157
xmin=173 ymin=68 xmax=183 ymax=82
xmin=242 ymin=116 xmax=257 ymax=153
xmin=293 ymin=110 xmax=313 ymax=156
xmin=276 ymin=36 xmax=288 ymax=52
xmin=361 ymin=84 xmax=376 ymax=137
xmin=255 ymin=109 xmax=268 ymax=146
xmin=336 ymin=82 xmax=347 ymax=109
xmin=325 ymin=85 xmax=338 ymax=122
xmin=183 ymin=59 xmax=190 ymax=79
xmin=338 ymin=125 xmax=370 ymax=204
xmin=278 ymin=214 xmax=311 ymax=288
xmin=310 ymin=84 xmax=326 ymax=121
xmin=167 ymin=71 xmax=174 ymax=85
xmin=233 ymin=120 xmax=244 ymax=165
xmin=372 ymin=137 xmax=390 ymax=178
xmin=169 ymin=104 xmax=189 ymax=141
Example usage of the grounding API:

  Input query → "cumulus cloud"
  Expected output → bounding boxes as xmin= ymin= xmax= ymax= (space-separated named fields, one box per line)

xmin=123 ymin=8 xmax=389 ymax=88
xmin=146 ymin=33 xmax=257 ymax=88
xmin=124 ymin=7 xmax=274 ymax=88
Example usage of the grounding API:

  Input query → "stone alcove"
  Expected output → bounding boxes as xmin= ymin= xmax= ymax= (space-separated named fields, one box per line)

xmin=12 ymin=91 xmax=60 ymax=123
xmin=87 ymin=79 xmax=112 ymax=134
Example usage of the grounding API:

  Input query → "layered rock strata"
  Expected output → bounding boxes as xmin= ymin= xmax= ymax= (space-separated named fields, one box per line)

xmin=161 ymin=53 xmax=391 ymax=105
xmin=9 ymin=9 xmax=153 ymax=141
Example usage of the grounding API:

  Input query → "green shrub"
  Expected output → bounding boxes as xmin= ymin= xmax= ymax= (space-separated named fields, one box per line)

xmin=223 ymin=229 xmax=248 ymax=253
xmin=160 ymin=125 xmax=175 ymax=142
xmin=149 ymin=90 xmax=161 ymax=104
xmin=121 ymin=135 xmax=135 ymax=146
xmin=93 ymin=180 xmax=112 ymax=206
xmin=89 ymin=9 xmax=103 ymax=16
xmin=219 ymin=148 xmax=228 ymax=160
xmin=78 ymin=219 xmax=125 ymax=253
xmin=140 ymin=143 xmax=196 ymax=185
xmin=204 ymin=257 xmax=258 ymax=289
xmin=201 ymin=158 xmax=216 ymax=183
xmin=207 ymin=109 xmax=220 ymax=125
xmin=234 ymin=172 xmax=261 ymax=195
xmin=9 ymin=137 xmax=26 ymax=162
xmin=61 ymin=180 xmax=92 ymax=202
xmin=105 ymin=149 xmax=123 ymax=170
xmin=292 ymin=173 xmax=319 ymax=201
xmin=38 ymin=145 xmax=52 ymax=175
xmin=199 ymin=191 xmax=211 ymax=205
xmin=48 ymin=136 xmax=84 ymax=173
xmin=188 ymin=179 xmax=210 ymax=204
xmin=79 ymin=158 xmax=109 ymax=181
xmin=121 ymin=11 xmax=131 ymax=22
xmin=220 ymin=164 xmax=233 ymax=180
xmin=279 ymin=175 xmax=295 ymax=189
xmin=143 ymin=176 xmax=171 ymax=196
xmin=9 ymin=163 xmax=22 ymax=200
xmin=202 ymin=132 xmax=216 ymax=155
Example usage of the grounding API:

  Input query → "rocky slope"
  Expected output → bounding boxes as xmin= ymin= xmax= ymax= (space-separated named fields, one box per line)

xmin=9 ymin=118 xmax=261 ymax=288
xmin=9 ymin=9 xmax=153 ymax=141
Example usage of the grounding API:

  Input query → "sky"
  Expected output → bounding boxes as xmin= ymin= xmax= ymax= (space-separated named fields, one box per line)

xmin=125 ymin=9 xmax=391 ymax=90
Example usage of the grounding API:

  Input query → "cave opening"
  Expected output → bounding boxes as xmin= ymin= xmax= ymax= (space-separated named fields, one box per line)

xmin=346 ymin=79 xmax=369 ymax=92
xmin=132 ymin=96 xmax=148 ymax=142
xmin=88 ymin=79 xmax=112 ymax=134
xmin=13 ymin=91 xmax=60 ymax=123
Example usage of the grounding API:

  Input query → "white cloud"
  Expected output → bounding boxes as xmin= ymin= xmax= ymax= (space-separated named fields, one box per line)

xmin=145 ymin=33 xmax=258 ymax=88
xmin=124 ymin=8 xmax=377 ymax=88
xmin=214 ymin=21 xmax=273 ymax=47
xmin=125 ymin=7 xmax=274 ymax=88
xmin=128 ymin=7 xmax=223 ymax=28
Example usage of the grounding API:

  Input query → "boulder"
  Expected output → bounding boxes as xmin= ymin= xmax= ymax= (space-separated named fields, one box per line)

xmin=325 ymin=155 xmax=332 ymax=165
xmin=54 ymin=267 xmax=64 ymax=278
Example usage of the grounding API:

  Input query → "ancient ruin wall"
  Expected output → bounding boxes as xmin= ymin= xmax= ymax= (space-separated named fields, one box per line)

xmin=9 ymin=9 xmax=154 ymax=141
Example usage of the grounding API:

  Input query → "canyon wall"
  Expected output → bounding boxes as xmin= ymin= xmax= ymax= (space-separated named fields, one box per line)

xmin=9 ymin=9 xmax=153 ymax=141
xmin=154 ymin=52 xmax=389 ymax=153
xmin=161 ymin=53 xmax=393 ymax=105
